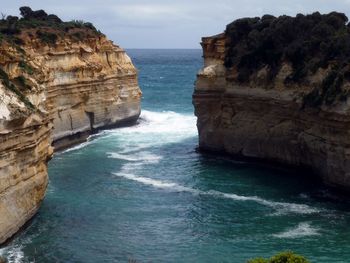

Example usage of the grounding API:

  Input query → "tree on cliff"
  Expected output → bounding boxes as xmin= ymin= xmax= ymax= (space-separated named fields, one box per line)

xmin=224 ymin=12 xmax=350 ymax=107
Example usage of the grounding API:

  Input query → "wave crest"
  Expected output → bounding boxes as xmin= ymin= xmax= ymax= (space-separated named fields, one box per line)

xmin=113 ymin=173 xmax=319 ymax=215
xmin=273 ymin=222 xmax=320 ymax=238
xmin=107 ymin=151 xmax=162 ymax=164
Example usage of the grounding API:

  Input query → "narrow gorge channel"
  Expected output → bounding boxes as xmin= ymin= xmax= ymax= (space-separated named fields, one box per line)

xmin=2 ymin=49 xmax=350 ymax=263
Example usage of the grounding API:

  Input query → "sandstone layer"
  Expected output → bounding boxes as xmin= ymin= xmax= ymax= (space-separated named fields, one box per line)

xmin=193 ymin=13 xmax=350 ymax=191
xmin=0 ymin=46 xmax=53 ymax=242
xmin=0 ymin=8 xmax=141 ymax=243
xmin=36 ymin=35 xmax=142 ymax=150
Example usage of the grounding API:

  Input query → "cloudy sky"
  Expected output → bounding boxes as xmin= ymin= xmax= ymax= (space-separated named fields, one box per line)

xmin=3 ymin=0 xmax=350 ymax=48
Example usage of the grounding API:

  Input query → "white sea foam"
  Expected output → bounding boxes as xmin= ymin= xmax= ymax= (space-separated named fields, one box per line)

xmin=57 ymin=110 xmax=196 ymax=157
xmin=211 ymin=191 xmax=319 ymax=214
xmin=115 ymin=173 xmax=198 ymax=194
xmin=106 ymin=110 xmax=197 ymax=146
xmin=107 ymin=151 xmax=162 ymax=164
xmin=57 ymin=139 xmax=93 ymax=154
xmin=0 ymin=245 xmax=25 ymax=263
xmin=273 ymin=222 xmax=320 ymax=238
xmin=113 ymin=173 xmax=319 ymax=215
xmin=119 ymin=144 xmax=150 ymax=154
xmin=121 ymin=162 xmax=146 ymax=171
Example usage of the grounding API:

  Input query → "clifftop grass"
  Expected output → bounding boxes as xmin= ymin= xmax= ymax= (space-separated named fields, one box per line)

xmin=224 ymin=12 xmax=350 ymax=107
xmin=0 ymin=6 xmax=103 ymax=45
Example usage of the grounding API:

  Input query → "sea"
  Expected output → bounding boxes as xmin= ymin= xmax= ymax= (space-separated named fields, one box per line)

xmin=1 ymin=49 xmax=350 ymax=262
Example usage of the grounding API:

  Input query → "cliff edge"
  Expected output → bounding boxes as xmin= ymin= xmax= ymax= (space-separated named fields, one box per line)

xmin=0 ymin=7 xmax=141 ymax=243
xmin=193 ymin=12 xmax=350 ymax=191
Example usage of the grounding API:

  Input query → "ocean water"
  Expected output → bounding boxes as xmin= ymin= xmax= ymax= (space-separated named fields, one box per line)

xmin=2 ymin=49 xmax=350 ymax=262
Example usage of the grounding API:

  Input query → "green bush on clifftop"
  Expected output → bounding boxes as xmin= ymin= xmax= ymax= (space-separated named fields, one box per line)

xmin=224 ymin=12 xmax=350 ymax=107
xmin=247 ymin=251 xmax=309 ymax=263
xmin=0 ymin=6 xmax=103 ymax=46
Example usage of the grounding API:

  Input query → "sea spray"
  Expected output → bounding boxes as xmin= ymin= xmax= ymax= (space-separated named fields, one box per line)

xmin=105 ymin=110 xmax=197 ymax=147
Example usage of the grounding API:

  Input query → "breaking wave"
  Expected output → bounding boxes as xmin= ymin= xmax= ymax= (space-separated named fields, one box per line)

xmin=107 ymin=151 xmax=162 ymax=164
xmin=0 ymin=245 xmax=25 ymax=263
xmin=113 ymin=172 xmax=319 ymax=215
xmin=106 ymin=110 xmax=197 ymax=147
xmin=273 ymin=222 xmax=320 ymax=238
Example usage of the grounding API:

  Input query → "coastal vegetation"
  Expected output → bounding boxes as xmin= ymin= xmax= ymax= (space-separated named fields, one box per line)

xmin=0 ymin=6 xmax=103 ymax=46
xmin=247 ymin=251 xmax=309 ymax=263
xmin=224 ymin=12 xmax=350 ymax=107
xmin=0 ymin=67 xmax=34 ymax=110
xmin=0 ymin=7 xmax=103 ymax=111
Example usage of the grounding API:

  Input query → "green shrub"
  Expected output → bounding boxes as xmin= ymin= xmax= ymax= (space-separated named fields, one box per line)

xmin=1 ymin=15 xmax=21 ymax=35
xmin=83 ymin=22 xmax=96 ymax=30
xmin=302 ymin=69 xmax=347 ymax=107
xmin=14 ymin=75 xmax=32 ymax=91
xmin=0 ymin=67 xmax=10 ymax=87
xmin=223 ymin=12 xmax=350 ymax=107
xmin=247 ymin=251 xmax=309 ymax=263
xmin=0 ymin=67 xmax=35 ymax=110
xmin=0 ymin=6 xmax=102 ymax=44
xmin=248 ymin=258 xmax=268 ymax=263
xmin=14 ymin=75 xmax=26 ymax=86
xmin=70 ymin=19 xmax=85 ymax=27
xmin=13 ymin=37 xmax=24 ymax=45
xmin=19 ymin=61 xmax=34 ymax=75
xmin=71 ymin=31 xmax=84 ymax=41
xmin=269 ymin=251 xmax=309 ymax=263
xmin=36 ymin=30 xmax=58 ymax=45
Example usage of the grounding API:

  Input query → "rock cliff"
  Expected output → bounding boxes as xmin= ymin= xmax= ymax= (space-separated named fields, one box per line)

xmin=43 ymin=34 xmax=141 ymax=150
xmin=193 ymin=12 xmax=350 ymax=191
xmin=0 ymin=7 xmax=141 ymax=243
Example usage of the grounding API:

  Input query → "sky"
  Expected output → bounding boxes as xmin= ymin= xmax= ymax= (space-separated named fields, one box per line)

xmin=3 ymin=0 xmax=350 ymax=48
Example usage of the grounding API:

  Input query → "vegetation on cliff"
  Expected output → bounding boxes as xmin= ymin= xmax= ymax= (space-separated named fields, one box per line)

xmin=0 ymin=7 xmax=103 ymax=112
xmin=247 ymin=251 xmax=309 ymax=263
xmin=0 ymin=6 xmax=103 ymax=46
xmin=224 ymin=12 xmax=350 ymax=107
xmin=0 ymin=67 xmax=35 ymax=110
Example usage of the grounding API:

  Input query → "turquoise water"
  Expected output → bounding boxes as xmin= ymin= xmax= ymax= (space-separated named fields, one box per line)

xmin=2 ymin=49 xmax=350 ymax=262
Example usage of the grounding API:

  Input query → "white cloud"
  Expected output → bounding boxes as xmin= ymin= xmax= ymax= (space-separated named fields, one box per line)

xmin=114 ymin=4 xmax=180 ymax=18
xmin=2 ymin=0 xmax=350 ymax=48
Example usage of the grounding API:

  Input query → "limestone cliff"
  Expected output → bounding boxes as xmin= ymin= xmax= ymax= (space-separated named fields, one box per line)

xmin=0 ymin=43 xmax=53 ymax=243
xmin=0 ymin=7 xmax=141 ymax=243
xmin=193 ymin=12 xmax=350 ymax=191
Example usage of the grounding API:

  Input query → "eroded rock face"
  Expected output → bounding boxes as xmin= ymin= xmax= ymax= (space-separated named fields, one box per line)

xmin=0 ymin=76 xmax=53 ymax=244
xmin=21 ymin=35 xmax=142 ymax=149
xmin=193 ymin=31 xmax=350 ymax=191
xmin=0 ymin=18 xmax=141 ymax=243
